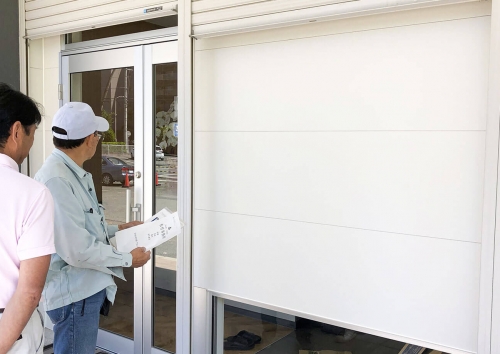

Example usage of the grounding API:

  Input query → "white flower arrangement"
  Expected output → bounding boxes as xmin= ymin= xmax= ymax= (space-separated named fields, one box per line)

xmin=155 ymin=97 xmax=178 ymax=148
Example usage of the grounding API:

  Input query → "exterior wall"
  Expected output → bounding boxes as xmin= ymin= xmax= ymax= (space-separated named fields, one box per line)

xmin=28 ymin=36 xmax=63 ymax=176
xmin=0 ymin=0 xmax=20 ymax=89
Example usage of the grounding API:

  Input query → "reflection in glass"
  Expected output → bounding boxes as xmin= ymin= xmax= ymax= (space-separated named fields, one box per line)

xmin=217 ymin=298 xmax=438 ymax=354
xmin=153 ymin=62 xmax=178 ymax=352
xmin=71 ymin=67 xmax=135 ymax=339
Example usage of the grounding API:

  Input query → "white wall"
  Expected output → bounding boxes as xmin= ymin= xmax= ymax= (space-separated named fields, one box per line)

xmin=193 ymin=4 xmax=491 ymax=353
xmin=28 ymin=35 xmax=62 ymax=177
xmin=28 ymin=36 xmax=63 ymax=331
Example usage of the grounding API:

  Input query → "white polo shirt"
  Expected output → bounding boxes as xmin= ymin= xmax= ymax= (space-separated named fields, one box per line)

xmin=0 ymin=153 xmax=55 ymax=308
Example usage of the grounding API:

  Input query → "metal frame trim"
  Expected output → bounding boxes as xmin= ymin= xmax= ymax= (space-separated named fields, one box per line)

xmin=177 ymin=0 xmax=193 ymax=353
xmin=484 ymin=0 xmax=500 ymax=353
xmin=97 ymin=330 xmax=134 ymax=354
xmin=133 ymin=44 xmax=146 ymax=354
xmin=19 ymin=0 xmax=29 ymax=175
xmin=62 ymin=28 xmax=178 ymax=56
xmin=142 ymin=44 xmax=155 ymax=354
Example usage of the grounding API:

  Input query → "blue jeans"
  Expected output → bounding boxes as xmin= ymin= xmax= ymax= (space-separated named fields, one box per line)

xmin=47 ymin=289 xmax=106 ymax=354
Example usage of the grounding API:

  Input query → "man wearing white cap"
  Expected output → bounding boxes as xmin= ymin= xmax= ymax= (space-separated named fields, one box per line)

xmin=35 ymin=102 xmax=151 ymax=354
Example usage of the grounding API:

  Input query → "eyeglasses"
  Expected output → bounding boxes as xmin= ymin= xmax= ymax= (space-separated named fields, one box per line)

xmin=93 ymin=132 xmax=103 ymax=140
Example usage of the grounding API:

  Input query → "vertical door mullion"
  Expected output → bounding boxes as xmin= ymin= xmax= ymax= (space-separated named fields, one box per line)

xmin=134 ymin=45 xmax=145 ymax=354
xmin=142 ymin=44 xmax=155 ymax=354
xmin=61 ymin=56 xmax=70 ymax=104
xmin=178 ymin=0 xmax=194 ymax=351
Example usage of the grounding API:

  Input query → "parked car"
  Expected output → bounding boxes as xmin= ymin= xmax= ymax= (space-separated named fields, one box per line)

xmin=131 ymin=145 xmax=164 ymax=161
xmin=101 ymin=156 xmax=134 ymax=186
xmin=156 ymin=145 xmax=164 ymax=161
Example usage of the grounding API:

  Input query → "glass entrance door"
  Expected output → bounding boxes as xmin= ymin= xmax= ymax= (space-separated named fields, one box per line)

xmin=152 ymin=61 xmax=178 ymax=353
xmin=61 ymin=38 xmax=180 ymax=354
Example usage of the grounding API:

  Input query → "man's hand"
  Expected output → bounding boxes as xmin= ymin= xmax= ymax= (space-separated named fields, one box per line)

xmin=130 ymin=247 xmax=151 ymax=268
xmin=118 ymin=221 xmax=143 ymax=231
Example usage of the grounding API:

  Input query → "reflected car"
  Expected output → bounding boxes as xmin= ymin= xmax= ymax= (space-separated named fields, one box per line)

xmin=101 ymin=156 xmax=134 ymax=186
xmin=156 ymin=145 xmax=164 ymax=161
xmin=131 ymin=146 xmax=164 ymax=161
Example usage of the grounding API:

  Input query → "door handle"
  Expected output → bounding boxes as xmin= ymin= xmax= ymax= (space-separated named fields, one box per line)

xmin=131 ymin=203 xmax=142 ymax=222
xmin=125 ymin=187 xmax=141 ymax=222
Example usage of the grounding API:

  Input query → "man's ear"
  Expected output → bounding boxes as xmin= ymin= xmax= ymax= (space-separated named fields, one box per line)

xmin=85 ymin=134 xmax=94 ymax=146
xmin=10 ymin=121 xmax=23 ymax=142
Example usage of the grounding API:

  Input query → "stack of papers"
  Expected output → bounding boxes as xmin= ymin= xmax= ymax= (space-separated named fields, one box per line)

xmin=113 ymin=208 xmax=182 ymax=253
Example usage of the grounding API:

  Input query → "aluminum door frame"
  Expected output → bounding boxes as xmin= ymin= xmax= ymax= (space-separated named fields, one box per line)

xmin=60 ymin=36 xmax=186 ymax=354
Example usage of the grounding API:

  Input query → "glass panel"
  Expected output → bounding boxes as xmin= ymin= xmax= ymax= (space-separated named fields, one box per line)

xmin=66 ymin=16 xmax=178 ymax=44
xmin=152 ymin=62 xmax=178 ymax=352
xmin=70 ymin=67 xmax=135 ymax=340
xmin=216 ymin=298 xmax=442 ymax=354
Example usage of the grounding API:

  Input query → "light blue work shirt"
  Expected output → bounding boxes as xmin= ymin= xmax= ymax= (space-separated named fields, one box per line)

xmin=35 ymin=149 xmax=132 ymax=311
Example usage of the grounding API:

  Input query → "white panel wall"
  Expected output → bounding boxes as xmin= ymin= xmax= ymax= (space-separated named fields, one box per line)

xmin=195 ymin=132 xmax=485 ymax=243
xmin=195 ymin=210 xmax=481 ymax=351
xmin=196 ymin=18 xmax=490 ymax=132
xmin=193 ymin=10 xmax=491 ymax=353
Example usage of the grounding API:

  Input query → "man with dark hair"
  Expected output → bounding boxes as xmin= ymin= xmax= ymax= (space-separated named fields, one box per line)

xmin=0 ymin=83 xmax=55 ymax=354
xmin=35 ymin=102 xmax=150 ymax=354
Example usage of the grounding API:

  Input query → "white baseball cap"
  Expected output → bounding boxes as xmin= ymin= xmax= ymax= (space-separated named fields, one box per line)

xmin=52 ymin=102 xmax=109 ymax=140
